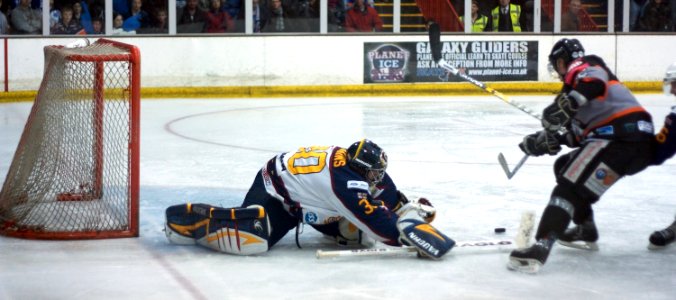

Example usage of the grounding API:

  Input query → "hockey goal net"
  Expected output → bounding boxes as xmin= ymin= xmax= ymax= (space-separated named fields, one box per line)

xmin=0 ymin=39 xmax=140 ymax=239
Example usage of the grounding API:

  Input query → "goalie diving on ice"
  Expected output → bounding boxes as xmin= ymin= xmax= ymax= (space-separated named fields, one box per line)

xmin=165 ymin=139 xmax=455 ymax=259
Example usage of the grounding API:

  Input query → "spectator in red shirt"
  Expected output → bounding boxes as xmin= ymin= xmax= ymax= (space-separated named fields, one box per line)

xmin=204 ymin=0 xmax=234 ymax=32
xmin=344 ymin=0 xmax=382 ymax=32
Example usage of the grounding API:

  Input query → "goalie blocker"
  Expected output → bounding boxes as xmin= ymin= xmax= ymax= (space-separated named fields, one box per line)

xmin=396 ymin=203 xmax=455 ymax=259
xmin=165 ymin=203 xmax=271 ymax=255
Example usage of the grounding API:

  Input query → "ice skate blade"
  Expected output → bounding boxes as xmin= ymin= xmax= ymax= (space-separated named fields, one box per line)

xmin=557 ymin=240 xmax=599 ymax=251
xmin=507 ymin=257 xmax=541 ymax=274
xmin=647 ymin=242 xmax=673 ymax=251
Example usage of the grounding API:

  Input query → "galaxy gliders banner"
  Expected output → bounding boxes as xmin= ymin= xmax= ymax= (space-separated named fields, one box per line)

xmin=363 ymin=40 xmax=538 ymax=84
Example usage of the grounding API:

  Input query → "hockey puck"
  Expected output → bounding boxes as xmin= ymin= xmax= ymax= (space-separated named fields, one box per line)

xmin=494 ymin=227 xmax=506 ymax=233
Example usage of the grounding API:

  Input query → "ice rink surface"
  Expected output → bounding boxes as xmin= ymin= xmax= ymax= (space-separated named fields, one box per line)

xmin=1 ymin=95 xmax=675 ymax=300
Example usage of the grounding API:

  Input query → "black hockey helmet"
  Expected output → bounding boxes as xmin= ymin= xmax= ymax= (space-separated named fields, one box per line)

xmin=347 ymin=139 xmax=388 ymax=185
xmin=548 ymin=38 xmax=585 ymax=68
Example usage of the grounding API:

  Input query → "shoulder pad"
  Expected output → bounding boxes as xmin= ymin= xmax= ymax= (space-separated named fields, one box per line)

xmin=347 ymin=180 xmax=370 ymax=191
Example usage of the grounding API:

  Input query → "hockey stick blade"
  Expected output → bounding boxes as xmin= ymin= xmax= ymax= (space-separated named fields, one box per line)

xmin=497 ymin=153 xmax=529 ymax=179
xmin=427 ymin=21 xmax=442 ymax=62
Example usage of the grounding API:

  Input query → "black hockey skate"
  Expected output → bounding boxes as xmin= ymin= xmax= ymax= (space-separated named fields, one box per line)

xmin=507 ymin=238 xmax=554 ymax=274
xmin=557 ymin=220 xmax=599 ymax=251
xmin=648 ymin=221 xmax=676 ymax=250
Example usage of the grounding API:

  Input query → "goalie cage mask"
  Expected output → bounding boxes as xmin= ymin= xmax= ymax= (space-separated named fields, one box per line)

xmin=347 ymin=139 xmax=388 ymax=186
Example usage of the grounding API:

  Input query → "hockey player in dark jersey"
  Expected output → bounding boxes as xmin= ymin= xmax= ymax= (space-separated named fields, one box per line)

xmin=508 ymin=39 xmax=655 ymax=273
xmin=647 ymin=63 xmax=676 ymax=249
xmin=164 ymin=139 xmax=455 ymax=259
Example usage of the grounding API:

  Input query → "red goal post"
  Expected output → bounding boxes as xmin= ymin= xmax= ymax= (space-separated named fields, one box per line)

xmin=0 ymin=38 xmax=140 ymax=239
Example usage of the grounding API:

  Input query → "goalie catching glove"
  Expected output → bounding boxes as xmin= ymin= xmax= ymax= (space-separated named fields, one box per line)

xmin=394 ymin=191 xmax=436 ymax=223
xmin=396 ymin=203 xmax=455 ymax=259
xmin=519 ymin=130 xmax=562 ymax=157
xmin=541 ymin=91 xmax=587 ymax=132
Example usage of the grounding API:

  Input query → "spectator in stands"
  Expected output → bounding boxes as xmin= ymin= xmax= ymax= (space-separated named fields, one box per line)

xmin=112 ymin=11 xmax=135 ymax=34
xmin=72 ymin=2 xmax=83 ymax=25
xmin=49 ymin=0 xmax=60 ymax=28
xmin=262 ymin=0 xmax=291 ymax=32
xmin=10 ymin=0 xmax=41 ymax=34
xmin=177 ymin=0 xmax=206 ymax=33
xmin=51 ymin=5 xmax=84 ymax=34
xmin=90 ymin=17 xmax=103 ymax=34
xmin=328 ymin=0 xmax=345 ymax=32
xmin=561 ymin=0 xmax=581 ymax=31
xmin=489 ymin=0 xmax=522 ymax=32
xmin=637 ymin=0 xmax=673 ymax=31
xmin=0 ymin=0 xmax=8 ymax=34
xmin=122 ymin=0 xmax=149 ymax=32
xmin=76 ymin=0 xmax=96 ymax=34
xmin=252 ymin=0 xmax=264 ymax=32
xmin=460 ymin=0 xmax=488 ymax=32
xmin=114 ymin=0 xmax=129 ymax=17
xmin=141 ymin=7 xmax=168 ymax=33
xmin=291 ymin=0 xmax=318 ymax=32
xmin=671 ymin=0 xmax=676 ymax=31
xmin=630 ymin=0 xmax=648 ymax=30
xmin=344 ymin=0 xmax=383 ymax=32
xmin=203 ymin=0 xmax=234 ymax=32
xmin=221 ymin=0 xmax=241 ymax=23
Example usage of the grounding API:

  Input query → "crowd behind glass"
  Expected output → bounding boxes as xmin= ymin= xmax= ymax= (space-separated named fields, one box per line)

xmin=0 ymin=0 xmax=674 ymax=35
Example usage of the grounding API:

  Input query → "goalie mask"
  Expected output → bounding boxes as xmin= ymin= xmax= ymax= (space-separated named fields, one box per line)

xmin=548 ymin=38 xmax=585 ymax=78
xmin=347 ymin=139 xmax=388 ymax=185
xmin=664 ymin=62 xmax=676 ymax=96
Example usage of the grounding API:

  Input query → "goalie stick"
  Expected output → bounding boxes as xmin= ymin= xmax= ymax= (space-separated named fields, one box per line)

xmin=316 ymin=211 xmax=535 ymax=259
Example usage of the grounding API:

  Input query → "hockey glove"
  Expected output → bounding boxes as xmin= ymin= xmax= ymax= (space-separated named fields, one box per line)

xmin=329 ymin=218 xmax=376 ymax=247
xmin=394 ymin=196 xmax=436 ymax=223
xmin=396 ymin=203 xmax=454 ymax=259
xmin=519 ymin=131 xmax=561 ymax=157
xmin=541 ymin=91 xmax=586 ymax=132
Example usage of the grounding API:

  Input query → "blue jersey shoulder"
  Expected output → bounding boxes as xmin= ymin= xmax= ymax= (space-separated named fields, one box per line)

xmin=654 ymin=110 xmax=676 ymax=165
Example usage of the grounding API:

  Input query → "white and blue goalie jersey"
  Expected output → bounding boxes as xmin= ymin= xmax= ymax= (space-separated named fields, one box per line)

xmin=261 ymin=145 xmax=403 ymax=245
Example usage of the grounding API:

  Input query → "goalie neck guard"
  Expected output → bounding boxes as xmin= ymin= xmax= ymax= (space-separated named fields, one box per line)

xmin=346 ymin=139 xmax=388 ymax=185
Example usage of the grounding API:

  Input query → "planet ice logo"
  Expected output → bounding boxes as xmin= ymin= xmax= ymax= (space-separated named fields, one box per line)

xmin=368 ymin=44 xmax=410 ymax=82
xmin=304 ymin=212 xmax=318 ymax=224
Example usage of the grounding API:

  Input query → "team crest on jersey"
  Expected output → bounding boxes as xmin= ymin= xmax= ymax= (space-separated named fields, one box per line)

xmin=304 ymin=212 xmax=318 ymax=224
xmin=595 ymin=125 xmax=614 ymax=136
xmin=367 ymin=44 xmax=410 ymax=82
xmin=584 ymin=163 xmax=618 ymax=196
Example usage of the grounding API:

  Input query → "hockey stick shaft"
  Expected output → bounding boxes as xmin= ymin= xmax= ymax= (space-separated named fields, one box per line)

xmin=427 ymin=22 xmax=541 ymax=121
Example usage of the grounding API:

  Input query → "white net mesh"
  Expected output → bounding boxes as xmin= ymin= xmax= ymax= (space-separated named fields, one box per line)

xmin=0 ymin=40 xmax=140 ymax=239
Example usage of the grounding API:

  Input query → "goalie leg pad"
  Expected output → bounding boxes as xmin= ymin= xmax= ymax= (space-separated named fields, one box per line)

xmin=397 ymin=207 xmax=455 ymax=259
xmin=165 ymin=203 xmax=271 ymax=255
xmin=165 ymin=203 xmax=205 ymax=245
xmin=196 ymin=205 xmax=271 ymax=255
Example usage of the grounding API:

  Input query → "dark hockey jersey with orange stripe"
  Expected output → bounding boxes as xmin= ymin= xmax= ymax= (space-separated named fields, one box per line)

xmin=654 ymin=107 xmax=676 ymax=165
xmin=562 ymin=55 xmax=654 ymax=143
